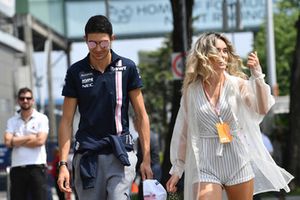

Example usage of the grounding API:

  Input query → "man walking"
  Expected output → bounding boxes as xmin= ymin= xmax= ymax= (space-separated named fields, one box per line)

xmin=57 ymin=15 xmax=153 ymax=200
xmin=4 ymin=87 xmax=49 ymax=200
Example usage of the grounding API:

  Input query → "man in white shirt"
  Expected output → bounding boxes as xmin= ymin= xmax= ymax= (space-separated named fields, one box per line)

xmin=4 ymin=87 xmax=49 ymax=200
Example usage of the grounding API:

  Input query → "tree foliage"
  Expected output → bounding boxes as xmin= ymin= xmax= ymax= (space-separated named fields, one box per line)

xmin=253 ymin=0 xmax=299 ymax=95
xmin=160 ymin=0 xmax=194 ymax=189
xmin=287 ymin=0 xmax=300 ymax=187
xmin=138 ymin=38 xmax=173 ymax=135
xmin=254 ymin=0 xmax=300 ymax=187
xmin=138 ymin=0 xmax=194 ymax=190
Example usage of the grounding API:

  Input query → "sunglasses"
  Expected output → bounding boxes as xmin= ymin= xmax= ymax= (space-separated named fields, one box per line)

xmin=87 ymin=40 xmax=110 ymax=49
xmin=19 ymin=97 xmax=33 ymax=101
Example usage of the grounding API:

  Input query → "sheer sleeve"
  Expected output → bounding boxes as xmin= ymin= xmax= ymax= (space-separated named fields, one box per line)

xmin=169 ymin=97 xmax=188 ymax=178
xmin=227 ymin=72 xmax=294 ymax=194
xmin=238 ymin=67 xmax=275 ymax=115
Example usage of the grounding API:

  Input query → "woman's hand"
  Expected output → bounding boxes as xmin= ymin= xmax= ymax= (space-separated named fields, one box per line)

xmin=166 ymin=174 xmax=180 ymax=193
xmin=247 ymin=51 xmax=260 ymax=69
xmin=247 ymin=51 xmax=264 ymax=77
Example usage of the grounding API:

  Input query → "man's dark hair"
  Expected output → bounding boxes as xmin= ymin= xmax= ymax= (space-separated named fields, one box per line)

xmin=18 ymin=87 xmax=32 ymax=98
xmin=85 ymin=15 xmax=113 ymax=36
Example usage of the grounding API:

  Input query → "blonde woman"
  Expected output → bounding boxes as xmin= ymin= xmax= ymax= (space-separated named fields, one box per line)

xmin=166 ymin=32 xmax=293 ymax=200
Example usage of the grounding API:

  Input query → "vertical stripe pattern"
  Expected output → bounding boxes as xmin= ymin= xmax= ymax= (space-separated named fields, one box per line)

xmin=190 ymin=80 xmax=253 ymax=185
xmin=115 ymin=60 xmax=123 ymax=135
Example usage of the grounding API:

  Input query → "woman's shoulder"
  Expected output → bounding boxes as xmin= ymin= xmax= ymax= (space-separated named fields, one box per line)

xmin=187 ymin=80 xmax=201 ymax=90
xmin=225 ymin=72 xmax=246 ymax=85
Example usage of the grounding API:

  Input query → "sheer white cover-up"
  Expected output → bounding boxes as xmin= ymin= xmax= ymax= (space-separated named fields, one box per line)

xmin=169 ymin=72 xmax=294 ymax=200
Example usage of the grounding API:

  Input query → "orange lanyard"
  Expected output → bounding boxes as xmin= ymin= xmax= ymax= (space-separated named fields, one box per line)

xmin=203 ymin=81 xmax=223 ymax=123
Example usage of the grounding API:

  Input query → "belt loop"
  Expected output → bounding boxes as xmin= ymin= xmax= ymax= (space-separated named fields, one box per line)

xmin=126 ymin=134 xmax=129 ymax=144
xmin=75 ymin=141 xmax=80 ymax=151
xmin=126 ymin=134 xmax=133 ymax=145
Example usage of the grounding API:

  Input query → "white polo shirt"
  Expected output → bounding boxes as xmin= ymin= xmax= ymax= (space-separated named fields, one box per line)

xmin=6 ymin=109 xmax=49 ymax=167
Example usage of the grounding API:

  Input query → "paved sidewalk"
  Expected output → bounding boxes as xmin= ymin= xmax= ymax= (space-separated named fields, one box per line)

xmin=263 ymin=197 xmax=300 ymax=200
xmin=0 ymin=188 xmax=75 ymax=200
xmin=1 ymin=190 xmax=299 ymax=200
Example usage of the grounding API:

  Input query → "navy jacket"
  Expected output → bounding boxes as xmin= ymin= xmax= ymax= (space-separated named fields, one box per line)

xmin=74 ymin=133 xmax=133 ymax=189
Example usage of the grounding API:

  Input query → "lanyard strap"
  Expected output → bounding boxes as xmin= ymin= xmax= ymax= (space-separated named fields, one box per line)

xmin=203 ymin=81 xmax=223 ymax=123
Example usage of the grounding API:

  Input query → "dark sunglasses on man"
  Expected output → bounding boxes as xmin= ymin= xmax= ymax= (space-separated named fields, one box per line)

xmin=19 ymin=97 xmax=33 ymax=101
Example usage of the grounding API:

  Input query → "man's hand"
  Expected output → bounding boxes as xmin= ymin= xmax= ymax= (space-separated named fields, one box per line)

xmin=57 ymin=165 xmax=72 ymax=193
xmin=139 ymin=161 xmax=153 ymax=180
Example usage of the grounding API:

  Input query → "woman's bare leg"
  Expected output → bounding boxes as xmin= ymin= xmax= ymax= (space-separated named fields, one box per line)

xmin=225 ymin=179 xmax=254 ymax=200
xmin=194 ymin=182 xmax=223 ymax=200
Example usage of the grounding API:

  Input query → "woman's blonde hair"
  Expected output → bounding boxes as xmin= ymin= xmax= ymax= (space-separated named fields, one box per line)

xmin=182 ymin=32 xmax=247 ymax=93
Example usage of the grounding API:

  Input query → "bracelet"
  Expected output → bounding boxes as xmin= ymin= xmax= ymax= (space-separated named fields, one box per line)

xmin=57 ymin=161 xmax=68 ymax=169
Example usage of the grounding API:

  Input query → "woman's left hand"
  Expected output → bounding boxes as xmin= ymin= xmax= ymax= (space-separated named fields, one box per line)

xmin=247 ymin=51 xmax=260 ymax=69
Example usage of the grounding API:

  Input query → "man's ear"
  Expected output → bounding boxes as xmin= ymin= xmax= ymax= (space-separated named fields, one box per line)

xmin=111 ymin=34 xmax=116 ymax=41
xmin=83 ymin=35 xmax=87 ymax=42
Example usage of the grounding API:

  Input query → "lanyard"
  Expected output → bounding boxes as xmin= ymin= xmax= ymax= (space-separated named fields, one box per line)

xmin=203 ymin=81 xmax=223 ymax=123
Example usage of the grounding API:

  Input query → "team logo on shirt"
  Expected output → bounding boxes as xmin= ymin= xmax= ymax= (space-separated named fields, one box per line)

xmin=113 ymin=66 xmax=127 ymax=71
xmin=80 ymin=72 xmax=94 ymax=88
xmin=111 ymin=59 xmax=127 ymax=72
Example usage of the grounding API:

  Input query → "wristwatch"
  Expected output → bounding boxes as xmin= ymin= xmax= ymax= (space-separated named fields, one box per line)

xmin=57 ymin=161 xmax=68 ymax=169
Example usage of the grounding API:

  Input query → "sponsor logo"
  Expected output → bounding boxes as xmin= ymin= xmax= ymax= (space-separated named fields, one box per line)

xmin=111 ymin=59 xmax=127 ymax=71
xmin=82 ymin=83 xmax=94 ymax=88
xmin=79 ymin=72 xmax=94 ymax=88
xmin=111 ymin=66 xmax=127 ymax=72
xmin=82 ymin=77 xmax=93 ymax=84
xmin=79 ymin=72 xmax=93 ymax=78
xmin=115 ymin=66 xmax=127 ymax=71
